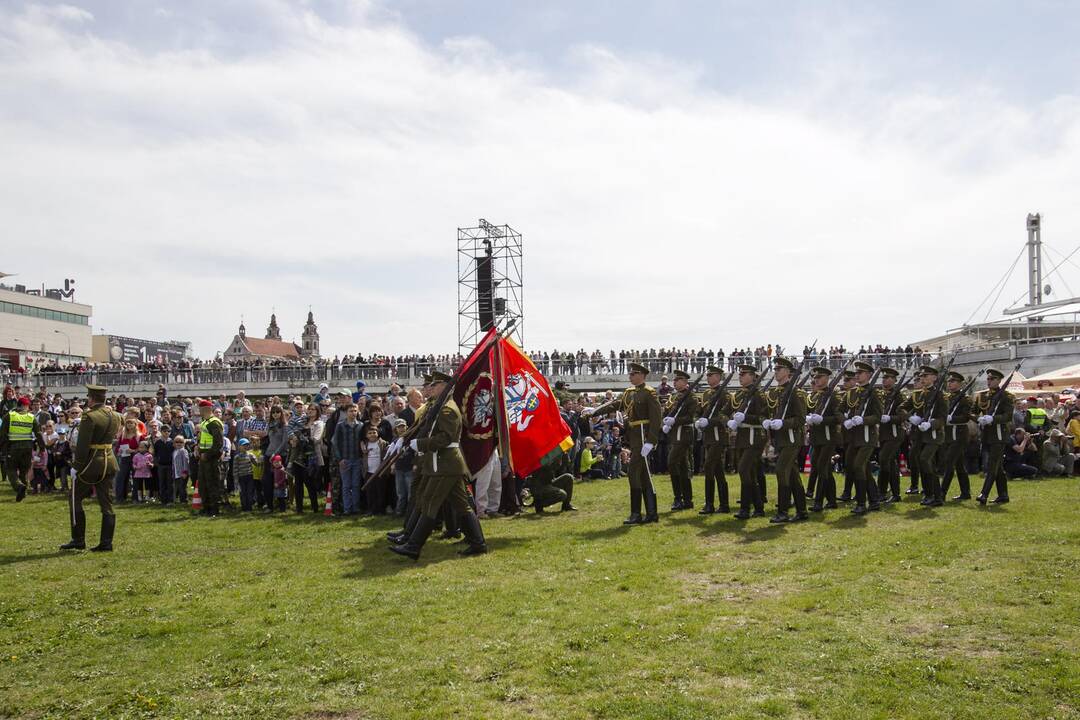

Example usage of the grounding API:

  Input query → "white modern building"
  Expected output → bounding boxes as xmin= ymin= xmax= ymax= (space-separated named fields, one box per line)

xmin=0 ymin=284 xmax=93 ymax=370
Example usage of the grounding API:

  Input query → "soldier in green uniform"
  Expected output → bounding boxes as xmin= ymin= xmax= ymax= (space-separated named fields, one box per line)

xmin=904 ymin=371 xmax=926 ymax=497
xmin=60 ymin=385 xmax=121 ymax=551
xmin=805 ymin=366 xmax=843 ymax=511
xmin=841 ymin=360 xmax=882 ymax=515
xmin=876 ymin=367 xmax=907 ymax=503
xmin=899 ymin=365 xmax=947 ymax=507
xmin=939 ymin=370 xmax=972 ymax=501
xmin=1 ymin=396 xmax=45 ymax=502
xmin=662 ymin=369 xmax=699 ymax=511
xmin=972 ymin=368 xmax=1014 ymax=505
xmin=196 ymin=399 xmax=225 ymax=516
xmin=695 ymin=365 xmax=730 ymax=514
xmin=836 ymin=369 xmax=858 ymax=502
xmin=388 ymin=375 xmax=433 ymax=545
xmin=763 ymin=357 xmax=808 ymax=523
xmin=390 ymin=371 xmax=486 ymax=559
xmin=527 ymin=452 xmax=576 ymax=513
xmin=729 ymin=364 xmax=768 ymax=520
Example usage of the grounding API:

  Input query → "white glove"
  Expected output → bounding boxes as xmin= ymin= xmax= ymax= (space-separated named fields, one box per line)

xmin=771 ymin=419 xmax=784 ymax=430
xmin=909 ymin=415 xmax=923 ymax=426
xmin=880 ymin=414 xmax=891 ymax=424
xmin=695 ymin=417 xmax=709 ymax=429
xmin=978 ymin=414 xmax=993 ymax=426
xmin=811 ymin=413 xmax=823 ymax=424
xmin=727 ymin=419 xmax=739 ymax=430
xmin=409 ymin=439 xmax=419 ymax=452
xmin=641 ymin=443 xmax=654 ymax=458
xmin=851 ymin=415 xmax=864 ymax=426
xmin=661 ymin=424 xmax=671 ymax=434
xmin=919 ymin=421 xmax=931 ymax=432
xmin=805 ymin=414 xmax=814 ymax=426
xmin=733 ymin=411 xmax=746 ymax=424
xmin=581 ymin=407 xmax=595 ymax=417
xmin=663 ymin=416 xmax=675 ymax=425
xmin=843 ymin=419 xmax=854 ymax=430
xmin=388 ymin=438 xmax=402 ymax=454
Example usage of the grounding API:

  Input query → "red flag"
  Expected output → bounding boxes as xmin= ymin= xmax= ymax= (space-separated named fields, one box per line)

xmin=494 ymin=335 xmax=574 ymax=476
xmin=453 ymin=329 xmax=499 ymax=475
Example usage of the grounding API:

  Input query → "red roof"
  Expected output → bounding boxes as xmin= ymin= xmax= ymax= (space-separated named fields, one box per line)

xmin=237 ymin=337 xmax=301 ymax=358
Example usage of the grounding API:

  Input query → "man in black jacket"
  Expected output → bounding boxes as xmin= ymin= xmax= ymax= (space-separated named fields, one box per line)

xmin=321 ymin=390 xmax=353 ymax=515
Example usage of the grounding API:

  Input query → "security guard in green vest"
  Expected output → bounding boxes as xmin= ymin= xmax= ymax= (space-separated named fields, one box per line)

xmin=60 ymin=385 xmax=122 ymax=551
xmin=900 ymin=365 xmax=947 ymax=507
xmin=763 ymin=357 xmax=809 ymax=522
xmin=972 ymin=367 xmax=1014 ymax=504
xmin=390 ymin=370 xmax=486 ymax=560
xmin=196 ymin=399 xmax=225 ymax=516
xmin=729 ymin=364 xmax=768 ymax=519
xmin=940 ymin=370 xmax=972 ymax=501
xmin=875 ymin=367 xmax=907 ymax=503
xmin=1 ymin=396 xmax=45 ymax=502
xmin=841 ymin=360 xmax=882 ymax=514
xmin=662 ymin=369 xmax=699 ymax=511
xmin=805 ymin=366 xmax=844 ymax=511
xmin=695 ymin=365 xmax=731 ymax=514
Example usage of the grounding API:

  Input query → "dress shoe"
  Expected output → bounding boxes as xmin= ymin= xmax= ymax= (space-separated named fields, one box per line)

xmin=698 ymin=505 xmax=715 ymax=515
xmin=825 ymin=502 xmax=839 ymax=509
xmin=905 ymin=487 xmax=921 ymax=494
xmin=790 ymin=513 xmax=809 ymax=522
xmin=751 ymin=509 xmax=767 ymax=518
xmin=837 ymin=495 xmax=852 ymax=503
xmin=732 ymin=511 xmax=750 ymax=520
xmin=868 ymin=503 xmax=882 ymax=512
xmin=976 ymin=494 xmax=988 ymax=505
xmin=952 ymin=494 xmax=971 ymax=501
xmin=623 ymin=513 xmax=643 ymax=525
xmin=59 ymin=540 xmax=85 ymax=551
xmin=16 ymin=486 xmax=26 ymax=502
xmin=992 ymin=496 xmax=1010 ymax=504
xmin=768 ymin=514 xmax=790 ymax=524
xmin=561 ymin=503 xmax=578 ymax=512
xmin=851 ymin=504 xmax=867 ymax=515
xmin=718 ymin=505 xmax=731 ymax=513
xmin=809 ymin=504 xmax=823 ymax=512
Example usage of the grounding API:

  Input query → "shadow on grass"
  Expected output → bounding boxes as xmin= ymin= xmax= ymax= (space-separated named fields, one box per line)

xmin=572 ymin=523 xmax=638 ymax=542
xmin=0 ymin=550 xmax=68 ymax=566
xmin=338 ymin=535 xmax=529 ymax=579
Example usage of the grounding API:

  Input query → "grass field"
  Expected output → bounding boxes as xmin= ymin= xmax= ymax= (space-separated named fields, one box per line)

xmin=1 ymin=474 xmax=1078 ymax=720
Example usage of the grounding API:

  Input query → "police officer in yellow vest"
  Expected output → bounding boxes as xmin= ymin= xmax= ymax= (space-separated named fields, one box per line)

xmin=197 ymin=399 xmax=225 ymax=516
xmin=60 ymin=385 xmax=121 ymax=551
xmin=1 ymin=396 xmax=45 ymax=502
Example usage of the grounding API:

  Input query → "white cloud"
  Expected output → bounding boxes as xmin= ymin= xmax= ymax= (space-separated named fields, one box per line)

xmin=3 ymin=2 xmax=1080 ymax=359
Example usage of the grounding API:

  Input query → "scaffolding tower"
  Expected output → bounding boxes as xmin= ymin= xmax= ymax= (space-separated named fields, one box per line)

xmin=457 ymin=219 xmax=523 ymax=352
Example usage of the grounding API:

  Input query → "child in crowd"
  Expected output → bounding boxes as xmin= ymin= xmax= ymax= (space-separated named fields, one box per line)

xmin=392 ymin=419 xmax=414 ymax=516
xmin=31 ymin=447 xmax=48 ymax=494
xmin=132 ymin=441 xmax=155 ymax=503
xmin=360 ymin=423 xmax=389 ymax=515
xmin=271 ymin=454 xmax=288 ymax=512
xmin=233 ymin=438 xmax=255 ymax=512
xmin=153 ymin=428 xmax=174 ymax=505
xmin=249 ymin=445 xmax=264 ymax=508
xmin=172 ymin=436 xmax=190 ymax=503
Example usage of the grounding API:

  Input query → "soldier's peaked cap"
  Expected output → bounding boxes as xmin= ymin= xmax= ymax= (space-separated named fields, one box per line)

xmin=429 ymin=370 xmax=453 ymax=384
xmin=919 ymin=364 xmax=940 ymax=376
xmin=986 ymin=367 xmax=1005 ymax=380
xmin=421 ymin=373 xmax=433 ymax=384
xmin=706 ymin=365 xmax=724 ymax=375
xmin=85 ymin=384 xmax=107 ymax=397
xmin=737 ymin=364 xmax=760 ymax=375
xmin=853 ymin=360 xmax=874 ymax=373
xmin=880 ymin=367 xmax=899 ymax=378
xmin=673 ymin=369 xmax=691 ymax=380
xmin=947 ymin=371 xmax=965 ymax=383
xmin=772 ymin=356 xmax=796 ymax=371
xmin=628 ymin=362 xmax=649 ymax=375
xmin=843 ymin=369 xmax=856 ymax=379
xmin=810 ymin=366 xmax=831 ymax=377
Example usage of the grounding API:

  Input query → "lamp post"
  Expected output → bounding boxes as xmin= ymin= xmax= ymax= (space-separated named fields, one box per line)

xmin=54 ymin=329 xmax=71 ymax=358
xmin=11 ymin=337 xmax=28 ymax=370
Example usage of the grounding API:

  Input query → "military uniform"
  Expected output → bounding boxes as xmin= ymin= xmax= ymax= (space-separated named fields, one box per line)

xmin=805 ymin=368 xmax=844 ymax=510
xmin=528 ymin=453 xmax=575 ymax=513
xmin=939 ymin=371 xmax=972 ymax=501
xmin=971 ymin=369 xmax=1014 ymax=504
xmin=388 ymin=377 xmax=433 ymax=545
xmin=621 ymin=363 xmax=662 ymax=524
xmin=61 ymin=386 xmax=122 ymax=551
xmin=697 ymin=366 xmax=731 ymax=514
xmin=197 ymin=406 xmax=225 ymax=515
xmin=391 ymin=371 xmax=486 ymax=560
xmin=662 ymin=369 xmax=699 ymax=511
xmin=763 ymin=357 xmax=808 ymax=522
xmin=899 ymin=365 xmax=947 ymax=507
xmin=875 ymin=368 xmax=907 ymax=502
xmin=842 ymin=361 xmax=882 ymax=514
xmin=729 ymin=365 xmax=768 ymax=519
xmin=0 ymin=399 xmax=45 ymax=501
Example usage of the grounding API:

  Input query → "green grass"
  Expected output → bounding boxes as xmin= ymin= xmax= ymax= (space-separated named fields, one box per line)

xmin=1 ymin=474 xmax=1078 ymax=720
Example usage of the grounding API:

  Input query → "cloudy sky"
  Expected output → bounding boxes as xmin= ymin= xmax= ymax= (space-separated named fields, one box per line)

xmin=4 ymin=0 xmax=1080 ymax=359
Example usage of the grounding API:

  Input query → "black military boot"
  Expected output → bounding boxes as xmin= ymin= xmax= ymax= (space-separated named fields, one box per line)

xmin=458 ymin=512 xmax=488 ymax=556
xmin=389 ymin=515 xmax=438 ymax=560
xmin=718 ymin=479 xmax=730 ymax=513
xmin=623 ymin=488 xmax=643 ymax=525
xmin=90 ymin=514 xmax=115 ymax=552
xmin=976 ymin=477 xmax=993 ymax=505
xmin=681 ymin=476 xmax=694 ymax=510
xmin=60 ymin=509 xmax=86 ymax=551
xmin=389 ymin=508 xmax=420 ymax=545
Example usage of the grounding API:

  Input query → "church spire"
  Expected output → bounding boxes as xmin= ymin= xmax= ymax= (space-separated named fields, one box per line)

xmin=265 ymin=312 xmax=281 ymax=341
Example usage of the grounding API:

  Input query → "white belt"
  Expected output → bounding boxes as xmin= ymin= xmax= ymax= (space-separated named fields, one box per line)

xmin=432 ymin=443 xmax=459 ymax=472
xmin=445 ymin=443 xmax=460 ymax=448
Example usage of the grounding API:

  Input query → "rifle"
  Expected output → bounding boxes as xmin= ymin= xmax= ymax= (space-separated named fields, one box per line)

xmin=920 ymin=354 xmax=958 ymax=423
xmin=701 ymin=370 xmax=737 ymax=420
xmin=664 ymin=372 xmax=705 ymax=428
xmin=774 ymin=341 xmax=818 ymax=420
xmin=735 ymin=374 xmax=774 ymax=419
xmin=880 ymin=371 xmax=913 ymax=417
xmin=856 ymin=367 xmax=883 ymax=416
xmin=816 ymin=357 xmax=855 ymax=416
xmin=362 ymin=320 xmax=513 ymax=490
xmin=948 ymin=369 xmax=986 ymax=418
xmin=988 ymin=359 xmax=1025 ymax=415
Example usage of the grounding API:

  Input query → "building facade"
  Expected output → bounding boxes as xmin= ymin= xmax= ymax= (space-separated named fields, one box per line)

xmin=222 ymin=312 xmax=319 ymax=362
xmin=0 ymin=284 xmax=93 ymax=371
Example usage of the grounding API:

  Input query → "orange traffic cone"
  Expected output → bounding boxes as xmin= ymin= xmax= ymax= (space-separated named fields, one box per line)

xmin=191 ymin=481 xmax=202 ymax=511
xmin=324 ymin=484 xmax=333 ymax=517
xmin=802 ymin=452 xmax=812 ymax=474
xmin=899 ymin=453 xmax=909 ymax=477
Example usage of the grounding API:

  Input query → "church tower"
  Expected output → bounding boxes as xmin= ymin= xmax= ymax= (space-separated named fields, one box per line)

xmin=238 ymin=319 xmax=246 ymax=338
xmin=301 ymin=310 xmax=320 ymax=358
xmin=265 ymin=313 xmax=282 ymax=341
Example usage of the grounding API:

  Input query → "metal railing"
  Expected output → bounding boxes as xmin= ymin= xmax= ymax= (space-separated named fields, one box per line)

xmin=2 ymin=352 xmax=944 ymax=391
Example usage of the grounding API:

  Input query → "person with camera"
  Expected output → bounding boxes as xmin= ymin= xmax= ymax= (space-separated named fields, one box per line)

xmin=1003 ymin=428 xmax=1038 ymax=480
xmin=1039 ymin=429 xmax=1075 ymax=477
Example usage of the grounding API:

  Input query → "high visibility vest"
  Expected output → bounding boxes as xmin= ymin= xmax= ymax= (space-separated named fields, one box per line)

xmin=1027 ymin=407 xmax=1048 ymax=428
xmin=7 ymin=411 xmax=34 ymax=442
xmin=198 ymin=416 xmax=223 ymax=450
